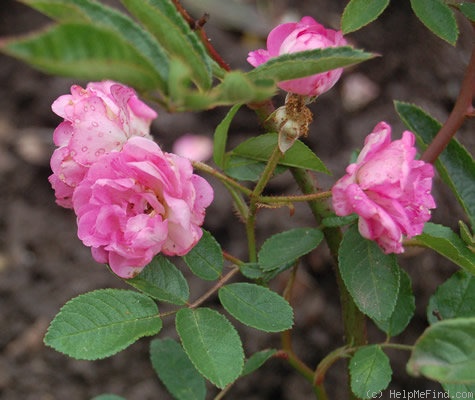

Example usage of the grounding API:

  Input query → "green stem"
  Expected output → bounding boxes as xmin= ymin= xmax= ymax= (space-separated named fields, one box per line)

xmin=259 ymin=191 xmax=332 ymax=205
xmin=193 ymin=161 xmax=252 ymax=196
xmin=246 ymin=145 xmax=283 ymax=261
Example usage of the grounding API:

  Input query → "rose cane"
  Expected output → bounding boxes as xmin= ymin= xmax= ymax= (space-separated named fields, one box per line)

xmin=247 ymin=16 xmax=347 ymax=97
xmin=72 ymin=136 xmax=214 ymax=279
xmin=332 ymin=121 xmax=436 ymax=253
xmin=49 ymin=81 xmax=157 ymax=208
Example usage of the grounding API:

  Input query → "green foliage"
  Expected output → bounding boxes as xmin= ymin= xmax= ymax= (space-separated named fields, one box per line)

xmin=459 ymin=2 xmax=475 ymax=21
xmin=150 ymin=338 xmax=206 ymax=400
xmin=373 ymin=269 xmax=415 ymax=337
xmin=339 ymin=226 xmax=400 ymax=321
xmin=176 ymin=307 xmax=244 ymax=388
xmin=258 ymin=228 xmax=324 ymax=271
xmin=183 ymin=230 xmax=224 ymax=280
xmin=214 ymin=104 xmax=242 ymax=168
xmin=242 ymin=349 xmax=277 ymax=376
xmin=126 ymin=256 xmax=189 ymax=305
xmin=410 ymin=0 xmax=459 ymax=45
xmin=341 ymin=0 xmax=390 ymax=34
xmin=1 ymin=23 xmax=164 ymax=92
xmin=224 ymin=133 xmax=329 ymax=181
xmin=246 ymin=47 xmax=374 ymax=85
xmin=349 ymin=345 xmax=392 ymax=399
xmin=427 ymin=270 xmax=475 ymax=324
xmin=407 ymin=318 xmax=475 ymax=384
xmin=218 ymin=282 xmax=293 ymax=332
xmin=395 ymin=101 xmax=475 ymax=229
xmin=414 ymin=223 xmax=475 ymax=274
xmin=44 ymin=289 xmax=162 ymax=360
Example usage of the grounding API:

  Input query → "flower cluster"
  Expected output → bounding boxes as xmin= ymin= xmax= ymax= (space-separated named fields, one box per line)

xmin=49 ymin=81 xmax=214 ymax=278
xmin=332 ymin=122 xmax=435 ymax=253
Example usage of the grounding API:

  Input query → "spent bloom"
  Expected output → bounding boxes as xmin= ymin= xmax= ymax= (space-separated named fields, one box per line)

xmin=49 ymin=80 xmax=157 ymax=208
xmin=332 ymin=122 xmax=435 ymax=254
xmin=72 ymin=136 xmax=214 ymax=279
xmin=247 ymin=16 xmax=347 ymax=97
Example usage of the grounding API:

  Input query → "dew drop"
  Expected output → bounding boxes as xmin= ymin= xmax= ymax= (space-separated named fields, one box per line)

xmin=83 ymin=105 xmax=88 ymax=112
xmin=90 ymin=105 xmax=96 ymax=111
xmin=95 ymin=148 xmax=106 ymax=156
xmin=70 ymin=150 xmax=76 ymax=156
xmin=81 ymin=146 xmax=88 ymax=152
xmin=92 ymin=121 xmax=99 ymax=128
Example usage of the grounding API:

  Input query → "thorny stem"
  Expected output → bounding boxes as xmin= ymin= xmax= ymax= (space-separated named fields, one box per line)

xmin=171 ymin=0 xmax=231 ymax=72
xmin=421 ymin=33 xmax=475 ymax=163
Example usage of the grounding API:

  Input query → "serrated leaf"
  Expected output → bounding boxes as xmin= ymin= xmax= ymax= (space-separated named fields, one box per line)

xmin=350 ymin=345 xmax=392 ymax=398
xmin=339 ymin=225 xmax=400 ymax=321
xmin=341 ymin=0 xmax=390 ymax=34
xmin=414 ymin=223 xmax=475 ymax=274
xmin=213 ymin=104 xmax=242 ymax=168
xmin=44 ymin=289 xmax=162 ymax=360
xmin=460 ymin=3 xmax=475 ymax=21
xmin=21 ymin=0 xmax=169 ymax=89
xmin=407 ymin=317 xmax=475 ymax=383
xmin=242 ymin=349 xmax=277 ymax=376
xmin=410 ymin=0 xmax=458 ymax=45
xmin=227 ymin=132 xmax=329 ymax=176
xmin=1 ymin=23 xmax=163 ymax=91
xmin=374 ymin=269 xmax=415 ymax=337
xmin=150 ymin=338 xmax=206 ymax=400
xmin=258 ymin=228 xmax=324 ymax=271
xmin=218 ymin=283 xmax=293 ymax=332
xmin=126 ymin=255 xmax=189 ymax=305
xmin=120 ymin=0 xmax=211 ymax=90
xmin=246 ymin=47 xmax=374 ymax=85
xmin=395 ymin=101 xmax=475 ymax=229
xmin=183 ymin=230 xmax=223 ymax=280
xmin=176 ymin=308 xmax=244 ymax=388
xmin=427 ymin=270 xmax=475 ymax=325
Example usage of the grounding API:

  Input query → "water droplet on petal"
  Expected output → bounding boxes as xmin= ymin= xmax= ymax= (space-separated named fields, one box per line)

xmin=92 ymin=121 xmax=99 ymax=128
xmin=83 ymin=105 xmax=88 ymax=112
xmin=81 ymin=146 xmax=88 ymax=152
xmin=90 ymin=105 xmax=96 ymax=111
xmin=70 ymin=150 xmax=76 ymax=156
xmin=95 ymin=148 xmax=106 ymax=157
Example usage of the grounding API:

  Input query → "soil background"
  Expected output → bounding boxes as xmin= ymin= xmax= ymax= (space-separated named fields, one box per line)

xmin=0 ymin=1 xmax=474 ymax=399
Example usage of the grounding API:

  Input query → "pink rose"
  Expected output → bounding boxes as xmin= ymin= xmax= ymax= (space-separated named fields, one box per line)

xmin=247 ymin=16 xmax=347 ymax=97
xmin=49 ymin=81 xmax=158 ymax=208
xmin=332 ymin=122 xmax=436 ymax=254
xmin=172 ymin=134 xmax=213 ymax=162
xmin=72 ymin=136 xmax=214 ymax=279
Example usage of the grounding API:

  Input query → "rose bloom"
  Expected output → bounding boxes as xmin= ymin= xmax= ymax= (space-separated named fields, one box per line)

xmin=49 ymin=81 xmax=157 ymax=208
xmin=72 ymin=136 xmax=214 ymax=279
xmin=332 ymin=122 xmax=436 ymax=254
xmin=247 ymin=16 xmax=347 ymax=97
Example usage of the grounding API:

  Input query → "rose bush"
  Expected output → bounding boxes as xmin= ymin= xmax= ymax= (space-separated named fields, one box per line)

xmin=72 ymin=136 xmax=214 ymax=279
xmin=332 ymin=121 xmax=436 ymax=254
xmin=49 ymin=81 xmax=158 ymax=208
xmin=247 ymin=16 xmax=347 ymax=97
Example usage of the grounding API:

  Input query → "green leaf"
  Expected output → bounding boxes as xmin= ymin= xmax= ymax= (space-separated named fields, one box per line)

xmin=44 ymin=289 xmax=162 ymax=360
xmin=460 ymin=3 xmax=475 ymax=21
xmin=395 ymin=101 xmax=475 ymax=229
xmin=443 ymin=383 xmax=475 ymax=398
xmin=341 ymin=0 xmax=390 ymax=34
xmin=258 ymin=228 xmax=324 ymax=271
xmin=1 ymin=23 xmax=163 ymax=91
xmin=427 ymin=270 xmax=475 ymax=325
xmin=339 ymin=225 xmax=400 ymax=321
xmin=227 ymin=133 xmax=330 ymax=176
xmin=374 ymin=269 xmax=415 ymax=337
xmin=150 ymin=338 xmax=206 ymax=400
xmin=20 ymin=0 xmax=169 ymax=89
xmin=349 ymin=345 xmax=392 ymax=399
xmin=120 ymin=0 xmax=211 ymax=90
xmin=213 ymin=104 xmax=242 ymax=168
xmin=407 ymin=317 xmax=475 ymax=383
xmin=183 ymin=230 xmax=223 ymax=281
xmin=246 ymin=46 xmax=374 ymax=85
xmin=126 ymin=256 xmax=189 ymax=305
xmin=321 ymin=214 xmax=359 ymax=228
xmin=218 ymin=283 xmax=294 ymax=332
xmin=176 ymin=308 xmax=244 ymax=388
xmin=410 ymin=0 xmax=458 ymax=45
xmin=414 ymin=223 xmax=475 ymax=274
xmin=242 ymin=349 xmax=277 ymax=376
xmin=91 ymin=395 xmax=126 ymax=400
